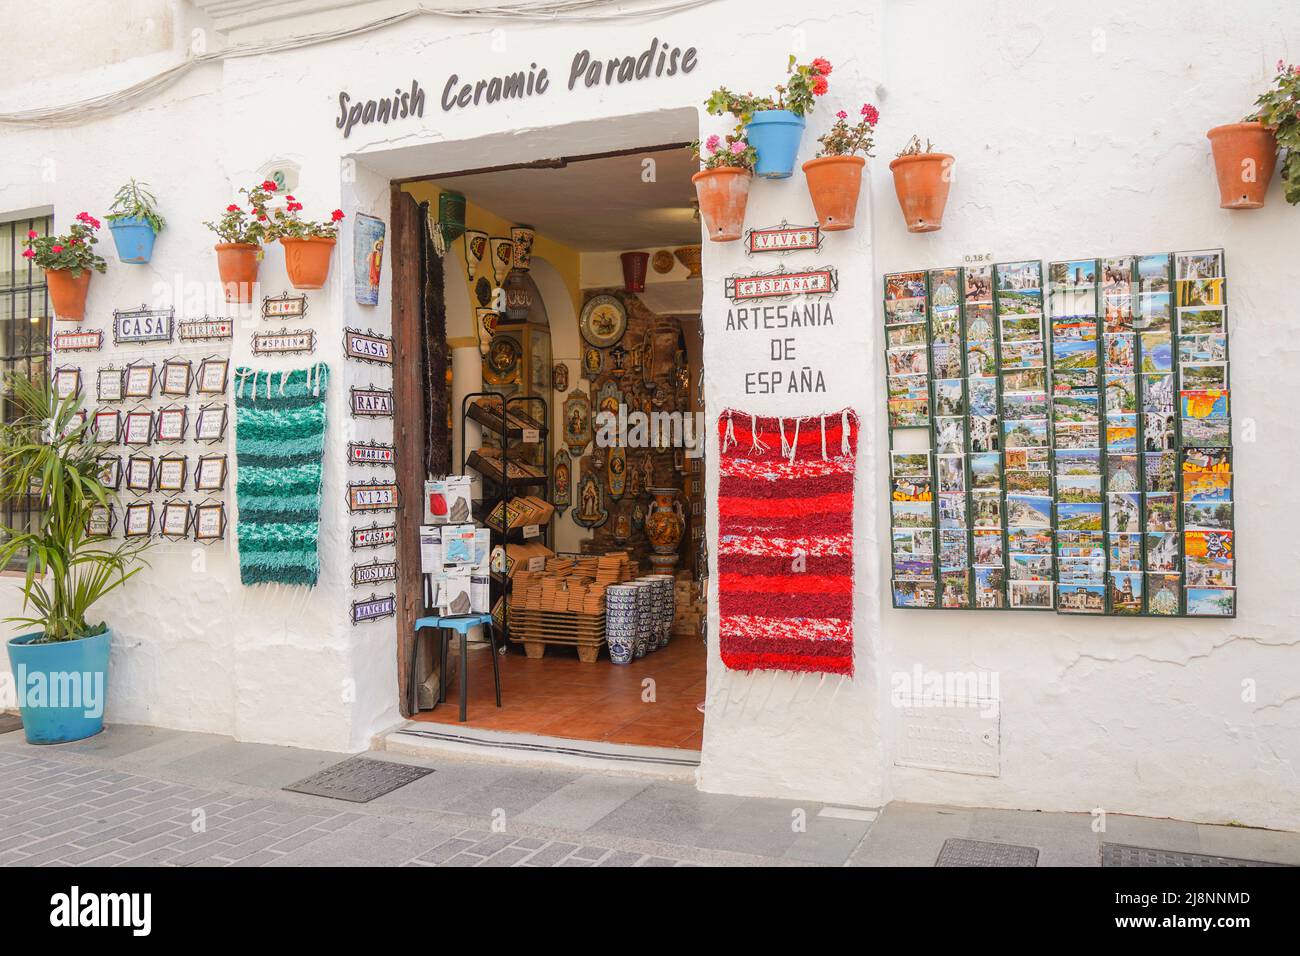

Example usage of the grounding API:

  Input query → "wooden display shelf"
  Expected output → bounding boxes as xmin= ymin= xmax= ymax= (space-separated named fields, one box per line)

xmin=467 ymin=450 xmax=548 ymax=489
xmin=507 ymin=607 xmax=606 ymax=663
xmin=465 ymin=399 xmax=548 ymax=442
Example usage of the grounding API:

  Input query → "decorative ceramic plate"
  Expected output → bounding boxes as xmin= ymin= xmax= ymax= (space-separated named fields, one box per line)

xmin=475 ymin=276 xmax=493 ymax=307
xmin=486 ymin=335 xmax=519 ymax=380
xmin=580 ymin=294 xmax=627 ymax=348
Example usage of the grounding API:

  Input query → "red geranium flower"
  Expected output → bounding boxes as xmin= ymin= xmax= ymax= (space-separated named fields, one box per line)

xmin=226 ymin=204 xmax=240 ymax=212
xmin=21 ymin=248 xmax=34 ymax=259
xmin=812 ymin=57 xmax=832 ymax=76
xmin=331 ymin=209 xmax=345 ymax=222
xmin=51 ymin=245 xmax=63 ymax=254
xmin=811 ymin=75 xmax=828 ymax=96
xmin=861 ymin=103 xmax=880 ymax=125
xmin=26 ymin=230 xmax=37 ymax=239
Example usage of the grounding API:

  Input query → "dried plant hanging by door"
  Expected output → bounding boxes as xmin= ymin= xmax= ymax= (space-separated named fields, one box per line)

xmin=716 ymin=409 xmax=859 ymax=675
xmin=233 ymin=363 xmax=330 ymax=586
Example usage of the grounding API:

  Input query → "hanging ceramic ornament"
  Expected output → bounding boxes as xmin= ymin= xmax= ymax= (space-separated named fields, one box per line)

xmin=463 ymin=230 xmax=488 ymax=282
xmin=573 ymin=470 xmax=608 ymax=529
xmin=488 ymin=237 xmax=513 ymax=286
xmin=562 ymin=389 xmax=592 ymax=454
xmin=509 ymin=225 xmax=536 ymax=271
xmin=553 ymin=449 xmax=572 ymax=515
xmin=607 ymin=445 xmax=626 ymax=499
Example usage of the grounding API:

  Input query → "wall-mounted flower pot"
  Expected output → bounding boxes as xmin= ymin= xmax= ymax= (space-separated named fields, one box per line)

xmin=620 ymin=252 xmax=650 ymax=292
xmin=281 ymin=236 xmax=336 ymax=289
xmin=214 ymin=242 xmax=261 ymax=303
xmin=802 ymin=155 xmax=866 ymax=231
xmin=106 ymin=216 xmax=157 ymax=264
xmin=6 ymin=628 xmax=112 ymax=744
xmin=888 ymin=153 xmax=954 ymax=233
xmin=1206 ymin=121 xmax=1278 ymax=209
xmin=692 ymin=167 xmax=752 ymax=242
xmin=45 ymin=268 xmax=92 ymax=321
xmin=746 ymin=109 xmax=806 ymax=179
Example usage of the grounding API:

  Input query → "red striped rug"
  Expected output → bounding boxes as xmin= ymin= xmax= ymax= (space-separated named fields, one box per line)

xmin=717 ymin=409 xmax=858 ymax=675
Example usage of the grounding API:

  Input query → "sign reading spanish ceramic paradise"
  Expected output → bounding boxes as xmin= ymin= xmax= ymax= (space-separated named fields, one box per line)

xmin=744 ymin=223 xmax=823 ymax=256
xmin=725 ymin=266 xmax=839 ymax=303
xmin=335 ymin=37 xmax=698 ymax=138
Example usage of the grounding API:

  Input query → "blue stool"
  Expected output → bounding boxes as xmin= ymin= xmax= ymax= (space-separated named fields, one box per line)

xmin=412 ymin=614 xmax=500 ymax=722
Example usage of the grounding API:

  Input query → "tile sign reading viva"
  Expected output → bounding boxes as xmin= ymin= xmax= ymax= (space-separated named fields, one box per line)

xmin=335 ymin=37 xmax=698 ymax=137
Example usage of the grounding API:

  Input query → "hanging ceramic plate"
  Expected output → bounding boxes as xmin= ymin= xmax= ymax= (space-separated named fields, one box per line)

xmin=580 ymin=294 xmax=627 ymax=348
xmin=486 ymin=335 xmax=520 ymax=382
xmin=475 ymin=276 xmax=493 ymax=307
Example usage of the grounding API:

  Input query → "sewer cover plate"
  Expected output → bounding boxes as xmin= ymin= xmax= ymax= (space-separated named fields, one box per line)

xmin=284 ymin=756 xmax=433 ymax=803
xmin=1102 ymin=843 xmax=1283 ymax=867
xmin=936 ymin=838 xmax=1039 ymax=867
xmin=0 ymin=713 xmax=22 ymax=735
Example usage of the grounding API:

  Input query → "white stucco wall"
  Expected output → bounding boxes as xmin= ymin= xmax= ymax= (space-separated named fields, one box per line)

xmin=1 ymin=0 xmax=1296 ymax=828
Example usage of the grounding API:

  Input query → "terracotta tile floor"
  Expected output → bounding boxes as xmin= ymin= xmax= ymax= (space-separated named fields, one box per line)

xmin=411 ymin=635 xmax=706 ymax=750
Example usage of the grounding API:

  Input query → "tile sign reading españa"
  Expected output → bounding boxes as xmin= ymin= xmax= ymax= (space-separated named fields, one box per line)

xmin=882 ymin=250 xmax=1234 ymax=617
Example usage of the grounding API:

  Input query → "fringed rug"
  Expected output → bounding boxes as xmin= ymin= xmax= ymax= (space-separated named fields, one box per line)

xmin=234 ymin=364 xmax=329 ymax=586
xmin=717 ymin=409 xmax=858 ymax=675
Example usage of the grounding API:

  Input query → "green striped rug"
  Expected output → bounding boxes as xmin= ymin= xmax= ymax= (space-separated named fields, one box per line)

xmin=234 ymin=364 xmax=329 ymax=586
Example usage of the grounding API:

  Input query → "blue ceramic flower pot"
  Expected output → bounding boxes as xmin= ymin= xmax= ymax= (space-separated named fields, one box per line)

xmin=5 ymin=628 xmax=111 ymax=744
xmin=107 ymin=216 xmax=157 ymax=264
xmin=745 ymin=109 xmax=806 ymax=179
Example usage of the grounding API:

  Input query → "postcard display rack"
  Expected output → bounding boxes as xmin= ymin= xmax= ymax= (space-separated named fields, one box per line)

xmin=883 ymin=250 xmax=1235 ymax=617
xmin=460 ymin=391 xmax=551 ymax=641
xmin=52 ymin=306 xmax=233 ymax=550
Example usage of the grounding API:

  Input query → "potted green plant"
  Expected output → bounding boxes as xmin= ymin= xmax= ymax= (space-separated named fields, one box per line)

xmin=268 ymin=197 xmax=346 ymax=289
xmin=706 ymin=56 xmax=832 ymax=179
xmin=20 ymin=214 xmax=106 ymax=320
xmin=803 ymin=102 xmax=880 ymax=231
xmin=203 ymin=180 xmax=276 ymax=303
xmin=1 ymin=375 xmax=150 ymax=744
xmin=889 ymin=135 xmax=955 ymax=233
xmin=105 ymin=179 xmax=165 ymax=264
xmin=691 ymin=130 xmax=757 ymax=242
xmin=1207 ymin=59 xmax=1298 ymax=209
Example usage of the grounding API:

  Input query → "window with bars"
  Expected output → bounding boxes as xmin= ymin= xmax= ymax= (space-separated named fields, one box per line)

xmin=0 ymin=215 xmax=53 ymax=560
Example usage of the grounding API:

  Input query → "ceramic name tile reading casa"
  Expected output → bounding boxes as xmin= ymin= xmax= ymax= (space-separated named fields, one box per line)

xmin=113 ymin=306 xmax=174 ymax=344
xmin=343 ymin=328 xmax=394 ymax=365
xmin=351 ymin=522 xmax=397 ymax=549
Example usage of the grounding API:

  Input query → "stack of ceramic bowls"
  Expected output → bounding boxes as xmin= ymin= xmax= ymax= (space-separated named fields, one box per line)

xmin=605 ymin=584 xmax=637 ymax=665
xmin=646 ymin=575 xmax=676 ymax=648
xmin=631 ymin=580 xmax=656 ymax=657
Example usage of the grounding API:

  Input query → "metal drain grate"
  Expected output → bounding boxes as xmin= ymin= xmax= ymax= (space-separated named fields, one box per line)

xmin=1102 ymin=843 xmax=1283 ymax=867
xmin=0 ymin=713 xmax=22 ymax=735
xmin=284 ymin=756 xmax=433 ymax=803
xmin=936 ymin=838 xmax=1039 ymax=867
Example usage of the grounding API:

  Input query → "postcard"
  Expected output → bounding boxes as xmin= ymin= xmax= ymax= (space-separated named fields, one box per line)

xmin=1141 ymin=373 xmax=1175 ymax=414
xmin=1058 ymin=582 xmax=1106 ymax=613
xmin=970 ymin=490 xmax=1002 ymax=529
xmin=893 ymin=579 xmax=937 ymax=608
xmin=1186 ymin=555 xmax=1234 ymax=588
xmin=934 ymin=379 xmax=965 ymax=417
xmin=1007 ymin=494 xmax=1052 ymax=528
xmin=1180 ymin=417 xmax=1231 ymax=446
xmin=968 ymin=378 xmax=998 ymax=416
xmin=1182 ymin=446 xmax=1231 ymax=473
xmin=1008 ymin=580 xmax=1054 ymax=609
xmin=1058 ymin=530 xmax=1104 ymax=558
xmin=1174 ymin=250 xmax=1223 ymax=281
xmin=1104 ymin=374 xmax=1138 ymax=413
xmin=1005 ymin=470 xmax=1051 ymax=493
xmin=998 ymin=262 xmax=1042 ymax=292
xmin=886 ymin=345 xmax=929 ymax=377
xmin=930 ymin=342 xmax=962 ymax=377
xmin=1181 ymin=388 xmax=1230 ymax=420
xmin=969 ymin=415 xmax=999 ymax=452
xmin=1145 ymin=492 xmax=1178 ymax=532
xmin=1008 ymin=529 xmax=1054 ymax=554
xmin=1056 ymin=474 xmax=1102 ymax=503
xmin=1177 ymin=307 xmax=1226 ymax=335
xmin=967 ymin=343 xmax=996 ymax=377
xmin=891 ymin=475 xmax=933 ymax=502
xmin=1180 ymin=362 xmax=1228 ymax=390
xmin=1186 ymin=586 xmax=1235 ymax=617
xmin=1003 ymin=418 xmax=1048 ymax=448
xmin=1002 ymin=368 xmax=1046 ymax=393
xmin=892 ymin=528 xmax=934 ymax=557
xmin=1184 ymin=501 xmax=1232 ymax=531
xmin=1144 ymin=451 xmax=1178 ymax=492
xmin=1109 ymin=571 xmax=1144 ymax=613
xmin=1178 ymin=334 xmax=1227 ymax=364
xmin=1185 ymin=529 xmax=1233 ymax=560
xmin=970 ymin=452 xmax=1002 ymax=489
xmin=1109 ymin=532 xmax=1144 ymax=572
xmin=934 ymin=417 xmax=965 ymax=454
xmin=1053 ymin=387 xmax=1099 ymax=422
xmin=936 ymin=455 xmax=966 ymax=493
xmin=1107 ymin=492 xmax=1142 ymax=533
xmin=939 ymin=530 xmax=969 ymax=569
xmin=1183 ymin=470 xmax=1232 ymax=502
xmin=891 ymin=451 xmax=930 ymax=478
xmin=1000 ymin=312 xmax=1043 ymax=340
xmin=972 ymin=530 xmax=1004 ymax=566
xmin=1010 ymin=552 xmax=1054 ymax=580
xmin=888 ymin=373 xmax=930 ymax=402
xmin=1176 ymin=278 xmax=1224 ymax=309
xmin=887 ymin=322 xmax=927 ymax=347
xmin=893 ymin=556 xmax=934 ymax=579
xmin=1105 ymin=413 xmax=1138 ymax=452
xmin=938 ymin=493 xmax=969 ymax=530
xmin=1144 ymin=411 xmax=1176 ymax=451
xmin=1145 ymin=531 xmax=1180 ymax=571
xmin=1004 ymin=391 xmax=1049 ymax=418
xmin=1057 ymin=501 xmax=1102 ymax=532
xmin=1005 ymin=447 xmax=1050 ymax=473
xmin=1103 ymin=333 xmax=1136 ymax=372
xmin=1056 ymin=449 xmax=1101 ymax=476
xmin=940 ymin=572 xmax=971 ymax=608
xmin=891 ymin=500 xmax=933 ymax=528
xmin=1000 ymin=340 xmax=1045 ymax=369
xmin=888 ymin=398 xmax=931 ymax=429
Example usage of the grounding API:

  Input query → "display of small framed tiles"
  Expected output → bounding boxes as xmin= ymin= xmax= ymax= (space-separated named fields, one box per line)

xmin=195 ymin=454 xmax=228 ymax=491
xmin=124 ymin=362 xmax=156 ymax=399
xmin=96 ymin=455 xmax=121 ymax=490
xmin=160 ymin=358 xmax=192 ymax=396
xmin=92 ymin=409 xmax=120 ymax=444
xmin=124 ymin=501 xmax=154 ymax=538
xmin=97 ymin=367 xmax=124 ymax=402
xmin=156 ymin=454 xmax=188 ymax=492
xmin=197 ymin=358 xmax=229 ymax=394
xmin=86 ymin=504 xmax=115 ymax=537
xmin=881 ymin=249 xmax=1234 ymax=617
xmin=155 ymin=406 xmax=188 ymax=442
xmin=123 ymin=410 xmax=153 ymax=446
xmin=126 ymin=454 xmax=154 ymax=493
xmin=159 ymin=501 xmax=191 ymax=539
xmin=193 ymin=502 xmax=227 ymax=541
xmin=195 ymin=404 xmax=227 ymax=442
xmin=54 ymin=366 xmax=81 ymax=399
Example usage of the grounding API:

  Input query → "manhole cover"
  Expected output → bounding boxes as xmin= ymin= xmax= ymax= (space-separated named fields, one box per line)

xmin=936 ymin=838 xmax=1039 ymax=867
xmin=1102 ymin=843 xmax=1283 ymax=867
xmin=284 ymin=756 xmax=433 ymax=803
xmin=0 ymin=713 xmax=21 ymax=735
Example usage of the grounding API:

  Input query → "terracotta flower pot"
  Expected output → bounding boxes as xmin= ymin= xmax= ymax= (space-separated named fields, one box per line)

xmin=802 ymin=155 xmax=866 ymax=231
xmin=281 ymin=236 xmax=336 ymax=290
xmin=888 ymin=153 xmax=954 ymax=233
xmin=1206 ymin=121 xmax=1278 ymax=209
xmin=214 ymin=242 xmax=261 ymax=303
xmin=45 ymin=268 xmax=92 ymax=321
xmin=692 ymin=167 xmax=752 ymax=242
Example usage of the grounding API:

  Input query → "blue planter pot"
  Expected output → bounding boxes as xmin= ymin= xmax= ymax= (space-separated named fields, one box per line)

xmin=745 ymin=109 xmax=806 ymax=179
xmin=5 ymin=628 xmax=111 ymax=744
xmin=107 ymin=216 xmax=157 ymax=264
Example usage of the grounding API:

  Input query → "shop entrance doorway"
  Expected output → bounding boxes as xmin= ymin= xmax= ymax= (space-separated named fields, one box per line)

xmin=390 ymin=138 xmax=708 ymax=753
